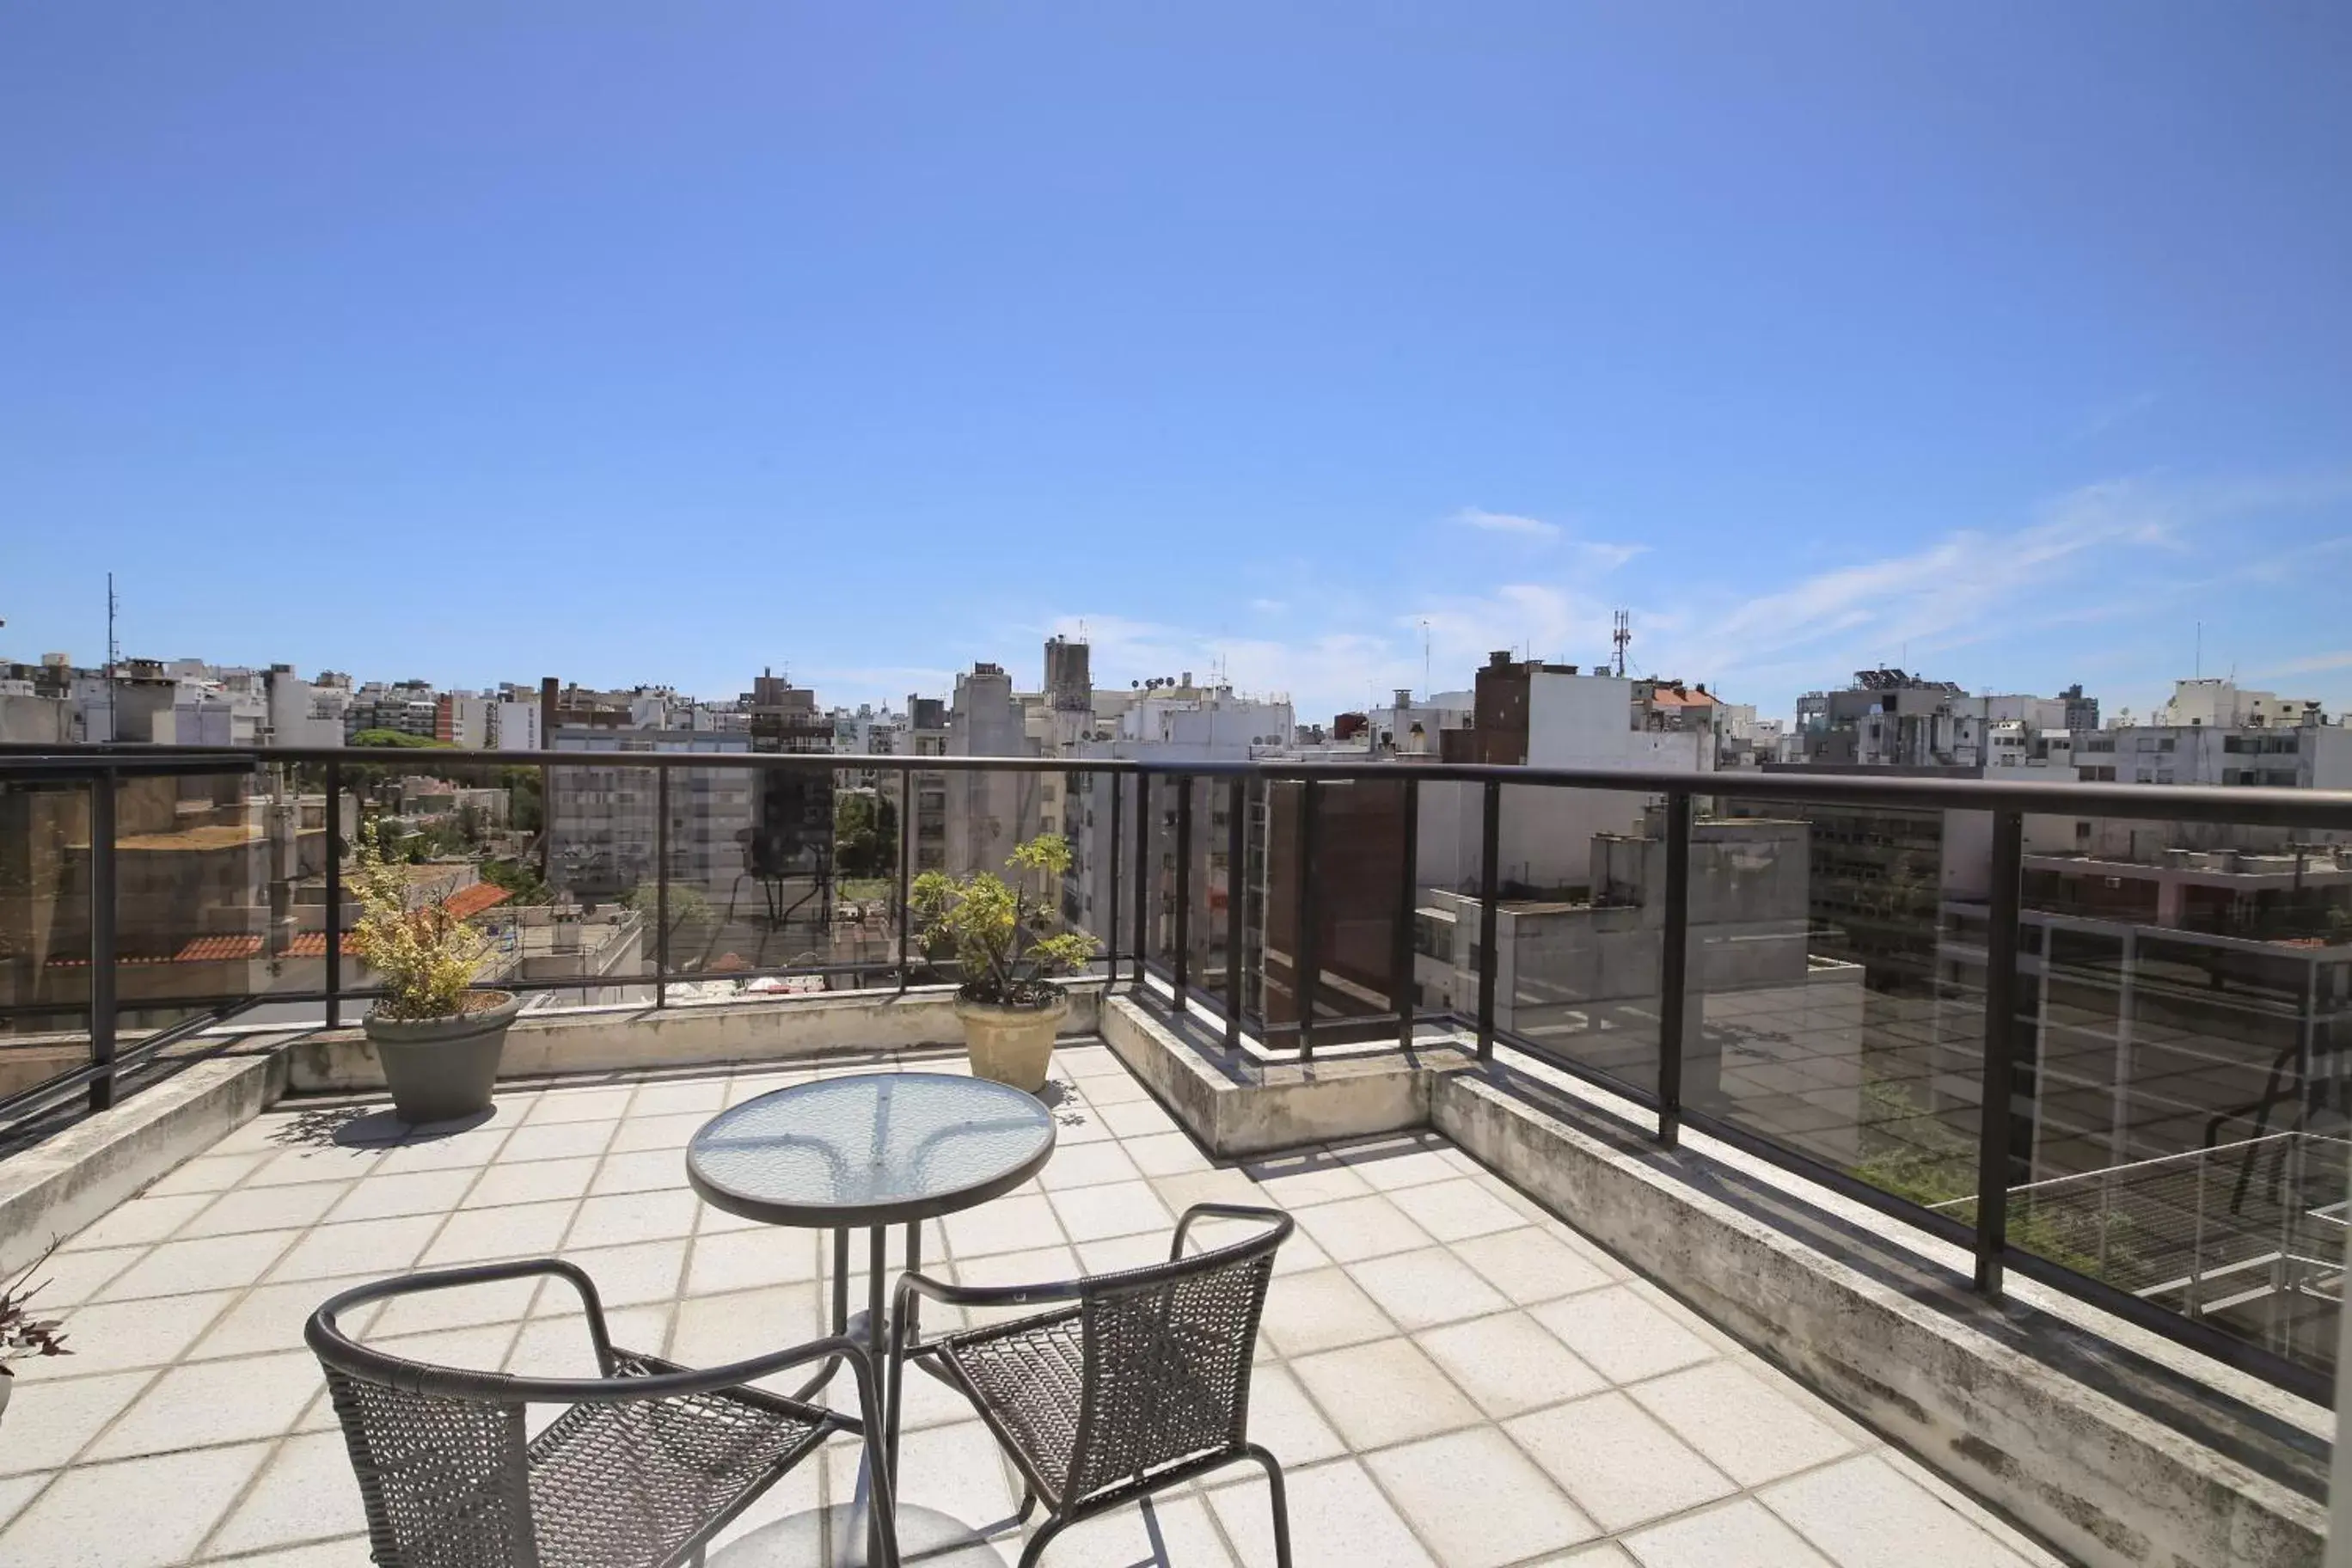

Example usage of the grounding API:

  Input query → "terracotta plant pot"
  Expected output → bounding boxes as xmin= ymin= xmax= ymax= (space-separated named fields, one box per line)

xmin=364 ymin=991 xmax=523 ymax=1124
xmin=955 ymin=993 xmax=1070 ymax=1093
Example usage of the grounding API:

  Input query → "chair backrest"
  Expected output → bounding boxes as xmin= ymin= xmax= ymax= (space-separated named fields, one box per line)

xmin=309 ymin=1278 xmax=548 ymax=1568
xmin=1062 ymin=1213 xmax=1283 ymax=1504
xmin=317 ymin=1365 xmax=542 ymax=1568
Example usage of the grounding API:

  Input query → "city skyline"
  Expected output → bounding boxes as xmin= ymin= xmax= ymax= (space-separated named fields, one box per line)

xmin=7 ymin=7 xmax=2349 ymax=727
xmin=1 ymin=561 xmax=2342 ymax=737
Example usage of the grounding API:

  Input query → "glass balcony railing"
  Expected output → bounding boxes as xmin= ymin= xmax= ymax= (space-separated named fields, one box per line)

xmin=2 ymin=739 xmax=2349 ymax=1406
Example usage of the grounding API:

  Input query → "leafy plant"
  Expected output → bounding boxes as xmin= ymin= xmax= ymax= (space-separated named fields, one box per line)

xmin=910 ymin=835 xmax=1095 ymax=1007
xmin=346 ymin=838 xmax=496 ymax=1020
xmin=621 ymin=880 xmax=714 ymax=931
xmin=0 ymin=1240 xmax=71 ymax=1379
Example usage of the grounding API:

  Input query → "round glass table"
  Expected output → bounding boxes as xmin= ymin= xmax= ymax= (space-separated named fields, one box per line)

xmin=686 ymin=1071 xmax=1057 ymax=1371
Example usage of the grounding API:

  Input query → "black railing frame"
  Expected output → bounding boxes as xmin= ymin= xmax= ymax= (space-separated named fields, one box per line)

xmin=9 ymin=740 xmax=2352 ymax=1402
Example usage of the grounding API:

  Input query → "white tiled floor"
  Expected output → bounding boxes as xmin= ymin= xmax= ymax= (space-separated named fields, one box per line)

xmin=0 ymin=1041 xmax=2067 ymax=1567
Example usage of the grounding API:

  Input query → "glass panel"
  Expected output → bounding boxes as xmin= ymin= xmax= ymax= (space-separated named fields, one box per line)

xmin=1308 ymin=777 xmax=1408 ymax=1031
xmin=1259 ymin=781 xmax=1304 ymax=1033
xmin=0 ymin=776 xmax=94 ymax=1108
xmin=536 ymin=757 xmax=658 ymax=1008
xmin=108 ymin=763 xmax=333 ymax=1032
xmin=1491 ymin=781 xmax=1667 ymax=1093
xmin=1695 ymin=796 xmax=1992 ymax=1213
xmin=1058 ymin=768 xmax=1116 ymax=978
xmin=2005 ymin=810 xmax=2352 ymax=1383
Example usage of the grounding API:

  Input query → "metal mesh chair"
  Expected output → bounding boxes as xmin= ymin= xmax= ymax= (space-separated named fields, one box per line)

xmin=308 ymin=1258 xmax=897 ymax=1568
xmin=888 ymin=1203 xmax=1293 ymax=1568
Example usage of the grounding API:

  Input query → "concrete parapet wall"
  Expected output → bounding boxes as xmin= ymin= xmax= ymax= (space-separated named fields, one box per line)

xmin=287 ymin=982 xmax=1103 ymax=1093
xmin=0 ymin=1052 xmax=285 ymax=1277
xmin=1100 ymin=997 xmax=1472 ymax=1155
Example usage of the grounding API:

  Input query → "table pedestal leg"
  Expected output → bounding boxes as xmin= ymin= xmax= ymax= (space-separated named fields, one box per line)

xmin=834 ymin=1228 xmax=852 ymax=1334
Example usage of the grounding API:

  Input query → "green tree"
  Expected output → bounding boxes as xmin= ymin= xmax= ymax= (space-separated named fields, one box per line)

xmin=497 ymin=766 xmax=544 ymax=834
xmin=834 ymin=790 xmax=899 ymax=879
xmin=622 ymin=880 xmax=714 ymax=932
xmin=480 ymin=857 xmax=552 ymax=905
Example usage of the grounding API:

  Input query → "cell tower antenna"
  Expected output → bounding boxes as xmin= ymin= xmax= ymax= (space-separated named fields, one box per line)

xmin=1611 ymin=609 xmax=1631 ymax=677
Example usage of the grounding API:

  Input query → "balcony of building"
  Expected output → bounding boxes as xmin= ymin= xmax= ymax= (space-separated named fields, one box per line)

xmin=0 ymin=744 xmax=2346 ymax=1567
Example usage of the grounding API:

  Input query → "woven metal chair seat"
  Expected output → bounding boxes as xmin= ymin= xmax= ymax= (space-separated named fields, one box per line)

xmin=524 ymin=1351 xmax=825 ymax=1567
xmin=309 ymin=1259 xmax=894 ymax=1568
xmin=938 ymin=1304 xmax=1239 ymax=1508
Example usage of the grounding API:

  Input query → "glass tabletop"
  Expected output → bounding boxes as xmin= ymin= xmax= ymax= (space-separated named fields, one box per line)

xmin=686 ymin=1071 xmax=1058 ymax=1227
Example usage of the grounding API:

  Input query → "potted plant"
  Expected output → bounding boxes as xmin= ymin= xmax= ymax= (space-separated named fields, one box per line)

xmin=347 ymin=837 xmax=519 ymax=1124
xmin=910 ymin=835 xmax=1096 ymax=1093
xmin=0 ymin=1240 xmax=72 ymax=1422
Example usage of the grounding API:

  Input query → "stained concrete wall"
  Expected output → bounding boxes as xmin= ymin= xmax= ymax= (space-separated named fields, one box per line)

xmin=0 ymin=1051 xmax=285 ymax=1277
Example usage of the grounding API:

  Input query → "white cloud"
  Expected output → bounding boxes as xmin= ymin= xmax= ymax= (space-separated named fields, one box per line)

xmin=1249 ymin=597 xmax=1288 ymax=613
xmin=1022 ymin=472 xmax=2348 ymax=725
xmin=1450 ymin=507 xmax=1559 ymax=540
xmin=2067 ymin=389 xmax=2159 ymax=444
xmin=1449 ymin=506 xmax=1645 ymax=576
xmin=2262 ymin=650 xmax=2352 ymax=677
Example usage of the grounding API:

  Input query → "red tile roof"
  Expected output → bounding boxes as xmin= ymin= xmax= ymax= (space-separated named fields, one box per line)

xmin=440 ymin=883 xmax=513 ymax=921
xmin=48 ymin=934 xmax=267 ymax=966
xmin=285 ymin=931 xmax=358 ymax=959
xmin=173 ymin=934 xmax=264 ymax=963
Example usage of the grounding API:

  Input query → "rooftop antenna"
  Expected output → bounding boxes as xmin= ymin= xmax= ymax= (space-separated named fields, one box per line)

xmin=1611 ymin=609 xmax=1631 ymax=677
xmin=2194 ymin=622 xmax=2202 ymax=679
xmin=1420 ymin=618 xmax=1430 ymax=700
xmin=104 ymin=571 xmax=120 ymax=736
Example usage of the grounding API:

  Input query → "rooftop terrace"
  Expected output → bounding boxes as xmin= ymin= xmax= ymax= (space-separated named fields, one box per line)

xmin=0 ymin=1040 xmax=2063 ymax=1568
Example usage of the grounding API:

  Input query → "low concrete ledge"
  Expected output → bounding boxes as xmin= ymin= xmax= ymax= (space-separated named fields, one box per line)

xmin=0 ymin=1051 xmax=285 ymax=1277
xmin=288 ymin=982 xmax=1103 ymax=1094
xmin=1430 ymin=1069 xmax=2324 ymax=1568
xmin=1100 ymin=995 xmax=1476 ymax=1156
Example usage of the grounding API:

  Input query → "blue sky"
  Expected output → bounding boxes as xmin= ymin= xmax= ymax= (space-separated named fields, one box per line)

xmin=4 ymin=4 xmax=2348 ymax=726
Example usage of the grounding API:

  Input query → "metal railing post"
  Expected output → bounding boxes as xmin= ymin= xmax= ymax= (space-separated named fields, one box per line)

xmin=654 ymin=765 xmax=670 ymax=1008
xmin=1975 ymin=808 xmax=2027 ymax=1297
xmin=1172 ymin=775 xmax=1192 ymax=1013
xmin=1131 ymin=772 xmax=1150 ymax=989
xmin=897 ymin=763 xmax=914 ymax=993
xmin=324 ymin=756 xmax=343 ymax=1030
xmin=1657 ymin=789 xmax=1693 ymax=1148
xmin=1106 ymin=769 xmax=1123 ymax=983
xmin=1476 ymin=779 xmax=1500 ymax=1061
xmin=1226 ymin=774 xmax=1246 ymax=1050
xmin=1297 ymin=780 xmax=1320 ymax=1060
xmin=1394 ymin=775 xmax=1419 ymax=1049
xmin=89 ymin=769 xmax=117 ymax=1112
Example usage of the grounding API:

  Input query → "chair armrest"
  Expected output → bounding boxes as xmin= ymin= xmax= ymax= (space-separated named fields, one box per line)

xmin=318 ymin=1322 xmax=882 ymax=1407
xmin=308 ymin=1259 xmax=617 ymax=1375
xmin=895 ymin=1268 xmax=1087 ymax=1314
xmin=1170 ymin=1202 xmax=1295 ymax=1262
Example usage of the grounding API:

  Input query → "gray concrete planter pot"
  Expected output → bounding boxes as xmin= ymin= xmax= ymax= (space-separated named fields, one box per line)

xmin=364 ymin=992 xmax=523 ymax=1124
xmin=955 ymin=994 xmax=1069 ymax=1093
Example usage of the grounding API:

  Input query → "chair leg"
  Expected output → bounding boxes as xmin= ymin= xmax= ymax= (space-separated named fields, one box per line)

xmin=1014 ymin=1485 xmax=1038 ymax=1524
xmin=1015 ymin=1513 xmax=1064 ymax=1568
xmin=1244 ymin=1444 xmax=1293 ymax=1568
